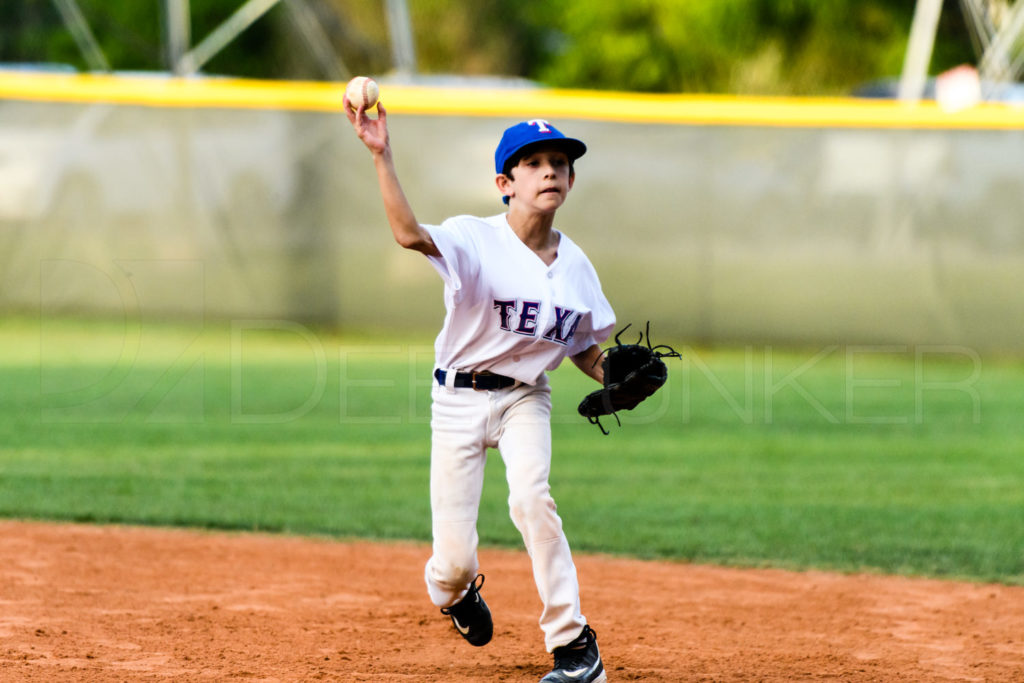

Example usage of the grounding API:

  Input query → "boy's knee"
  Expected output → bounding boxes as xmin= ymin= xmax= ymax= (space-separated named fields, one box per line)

xmin=509 ymin=489 xmax=560 ymax=530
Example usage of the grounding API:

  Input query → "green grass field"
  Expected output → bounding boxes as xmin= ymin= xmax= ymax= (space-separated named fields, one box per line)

xmin=2 ymin=316 xmax=1022 ymax=584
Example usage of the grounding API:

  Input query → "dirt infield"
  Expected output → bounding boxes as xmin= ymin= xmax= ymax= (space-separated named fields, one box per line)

xmin=2 ymin=521 xmax=1022 ymax=682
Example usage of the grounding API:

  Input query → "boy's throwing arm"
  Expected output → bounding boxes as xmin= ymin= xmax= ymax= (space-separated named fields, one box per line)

xmin=345 ymin=98 xmax=439 ymax=257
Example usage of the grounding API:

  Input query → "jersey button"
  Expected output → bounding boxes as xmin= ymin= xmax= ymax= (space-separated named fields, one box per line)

xmin=546 ymin=272 xmax=554 ymax=279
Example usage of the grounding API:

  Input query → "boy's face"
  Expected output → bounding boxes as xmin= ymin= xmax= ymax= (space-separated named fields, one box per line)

xmin=497 ymin=146 xmax=575 ymax=211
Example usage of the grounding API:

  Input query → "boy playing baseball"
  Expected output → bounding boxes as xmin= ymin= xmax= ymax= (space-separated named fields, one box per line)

xmin=345 ymin=94 xmax=613 ymax=683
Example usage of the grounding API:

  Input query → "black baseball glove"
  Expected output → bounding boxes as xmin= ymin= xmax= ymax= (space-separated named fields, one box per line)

xmin=578 ymin=322 xmax=681 ymax=434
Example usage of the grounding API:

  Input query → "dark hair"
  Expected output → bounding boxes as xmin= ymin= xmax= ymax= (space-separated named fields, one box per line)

xmin=502 ymin=143 xmax=577 ymax=179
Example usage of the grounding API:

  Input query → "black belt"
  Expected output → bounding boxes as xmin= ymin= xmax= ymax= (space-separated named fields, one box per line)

xmin=434 ymin=368 xmax=517 ymax=391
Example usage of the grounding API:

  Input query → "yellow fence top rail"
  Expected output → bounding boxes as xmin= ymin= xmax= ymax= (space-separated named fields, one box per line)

xmin=2 ymin=71 xmax=1023 ymax=129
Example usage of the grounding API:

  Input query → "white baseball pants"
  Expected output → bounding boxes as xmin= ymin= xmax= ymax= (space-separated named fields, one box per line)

xmin=424 ymin=372 xmax=588 ymax=652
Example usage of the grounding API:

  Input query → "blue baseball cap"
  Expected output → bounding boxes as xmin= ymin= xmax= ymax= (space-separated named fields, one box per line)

xmin=494 ymin=119 xmax=587 ymax=175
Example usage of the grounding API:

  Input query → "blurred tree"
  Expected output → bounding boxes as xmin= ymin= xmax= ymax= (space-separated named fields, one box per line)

xmin=319 ymin=0 xmax=391 ymax=77
xmin=532 ymin=0 xmax=975 ymax=94
xmin=0 ymin=0 xmax=296 ymax=78
xmin=0 ymin=0 xmax=977 ymax=94
xmin=187 ymin=1 xmax=284 ymax=77
xmin=408 ymin=0 xmax=553 ymax=78
xmin=0 ymin=1 xmax=81 ymax=67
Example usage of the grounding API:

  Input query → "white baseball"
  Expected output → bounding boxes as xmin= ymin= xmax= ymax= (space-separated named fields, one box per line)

xmin=346 ymin=76 xmax=379 ymax=111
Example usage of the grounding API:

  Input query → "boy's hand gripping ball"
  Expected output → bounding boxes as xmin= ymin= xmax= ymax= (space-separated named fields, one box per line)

xmin=345 ymin=76 xmax=379 ymax=111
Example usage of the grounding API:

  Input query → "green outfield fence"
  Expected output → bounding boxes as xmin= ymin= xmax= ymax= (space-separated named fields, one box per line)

xmin=2 ymin=71 xmax=1023 ymax=351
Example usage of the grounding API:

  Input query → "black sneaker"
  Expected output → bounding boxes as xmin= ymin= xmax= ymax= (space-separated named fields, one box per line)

xmin=439 ymin=574 xmax=493 ymax=647
xmin=540 ymin=625 xmax=606 ymax=682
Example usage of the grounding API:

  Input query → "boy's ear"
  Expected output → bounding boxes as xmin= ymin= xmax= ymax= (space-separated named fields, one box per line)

xmin=496 ymin=173 xmax=513 ymax=201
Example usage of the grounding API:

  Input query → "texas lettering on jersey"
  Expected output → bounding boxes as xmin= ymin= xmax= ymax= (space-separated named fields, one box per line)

xmin=493 ymin=299 xmax=582 ymax=346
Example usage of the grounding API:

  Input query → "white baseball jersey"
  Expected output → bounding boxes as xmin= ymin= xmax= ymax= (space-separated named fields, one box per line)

xmin=423 ymin=213 xmax=615 ymax=385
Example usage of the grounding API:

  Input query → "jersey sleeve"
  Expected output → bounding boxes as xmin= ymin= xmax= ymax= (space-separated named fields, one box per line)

xmin=422 ymin=217 xmax=479 ymax=302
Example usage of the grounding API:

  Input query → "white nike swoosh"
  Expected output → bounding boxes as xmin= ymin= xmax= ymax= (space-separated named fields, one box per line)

xmin=452 ymin=617 xmax=471 ymax=635
xmin=563 ymin=667 xmax=591 ymax=679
